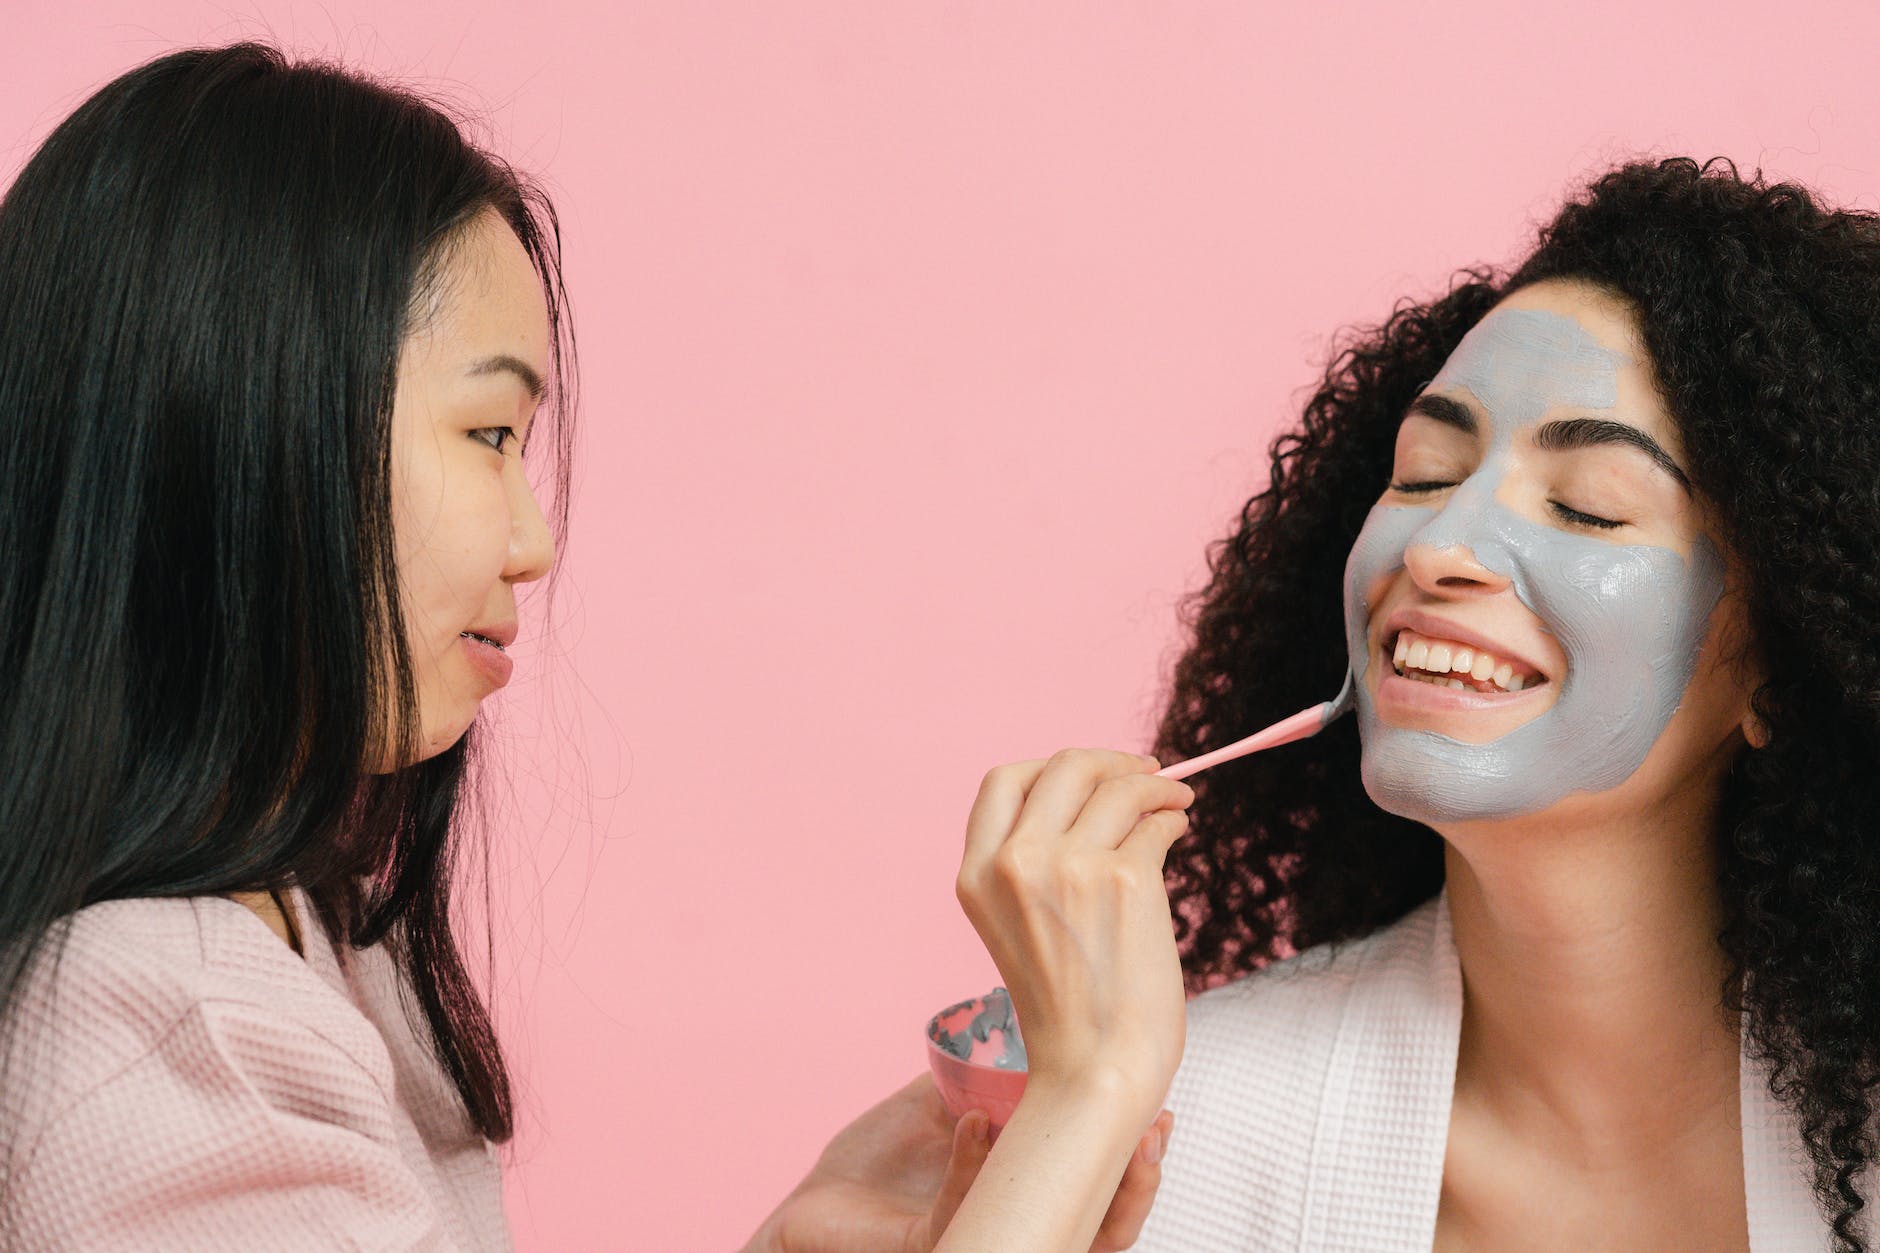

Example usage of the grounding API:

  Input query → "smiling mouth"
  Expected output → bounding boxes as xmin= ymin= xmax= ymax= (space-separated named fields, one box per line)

xmin=1384 ymin=628 xmax=1551 ymax=695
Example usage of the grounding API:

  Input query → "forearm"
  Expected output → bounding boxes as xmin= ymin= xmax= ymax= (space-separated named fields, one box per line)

xmin=932 ymin=1079 xmax=1149 ymax=1253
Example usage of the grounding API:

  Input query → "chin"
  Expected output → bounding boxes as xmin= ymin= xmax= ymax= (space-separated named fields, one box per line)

xmin=403 ymin=710 xmax=475 ymax=765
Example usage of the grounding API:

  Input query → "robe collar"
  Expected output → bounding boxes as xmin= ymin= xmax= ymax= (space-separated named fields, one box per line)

xmin=1320 ymin=888 xmax=1824 ymax=1249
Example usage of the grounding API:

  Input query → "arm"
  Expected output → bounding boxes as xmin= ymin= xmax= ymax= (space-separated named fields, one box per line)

xmin=745 ymin=750 xmax=1190 ymax=1253
xmin=936 ymin=749 xmax=1195 ymax=1252
xmin=933 ymin=1075 xmax=1150 ymax=1252
xmin=744 ymin=1071 xmax=1171 ymax=1253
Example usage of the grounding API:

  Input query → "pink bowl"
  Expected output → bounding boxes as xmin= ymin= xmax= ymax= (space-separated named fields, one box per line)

xmin=925 ymin=988 xmax=1028 ymax=1133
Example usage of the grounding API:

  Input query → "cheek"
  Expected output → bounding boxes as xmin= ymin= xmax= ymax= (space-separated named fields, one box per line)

xmin=391 ymin=472 xmax=511 ymax=644
xmin=1677 ymin=591 xmax=1761 ymax=730
xmin=1343 ymin=506 xmax=1431 ymax=674
xmin=1519 ymin=536 xmax=1722 ymax=702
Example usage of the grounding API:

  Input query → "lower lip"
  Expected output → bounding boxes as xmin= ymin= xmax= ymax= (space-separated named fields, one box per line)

xmin=1375 ymin=648 xmax=1550 ymax=714
xmin=461 ymin=634 xmax=513 ymax=688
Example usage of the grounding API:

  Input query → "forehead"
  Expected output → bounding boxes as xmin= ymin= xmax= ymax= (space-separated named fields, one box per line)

xmin=414 ymin=209 xmax=551 ymax=364
xmin=1425 ymin=281 xmax=1673 ymax=442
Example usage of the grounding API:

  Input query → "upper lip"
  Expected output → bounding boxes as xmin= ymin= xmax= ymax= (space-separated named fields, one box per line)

xmin=463 ymin=621 xmax=518 ymax=648
xmin=1380 ymin=607 xmax=1550 ymax=679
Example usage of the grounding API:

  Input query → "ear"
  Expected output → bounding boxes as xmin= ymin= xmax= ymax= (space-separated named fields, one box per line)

xmin=1741 ymin=708 xmax=1770 ymax=750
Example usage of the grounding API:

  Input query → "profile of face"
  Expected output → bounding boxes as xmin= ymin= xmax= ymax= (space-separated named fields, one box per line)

xmin=1341 ymin=279 xmax=1764 ymax=831
xmin=376 ymin=208 xmax=556 ymax=771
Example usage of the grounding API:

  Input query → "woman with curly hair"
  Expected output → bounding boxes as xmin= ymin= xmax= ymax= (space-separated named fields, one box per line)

xmin=1092 ymin=156 xmax=1880 ymax=1249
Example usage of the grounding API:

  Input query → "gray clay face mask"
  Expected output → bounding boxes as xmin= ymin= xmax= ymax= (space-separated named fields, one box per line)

xmin=1340 ymin=306 xmax=1725 ymax=824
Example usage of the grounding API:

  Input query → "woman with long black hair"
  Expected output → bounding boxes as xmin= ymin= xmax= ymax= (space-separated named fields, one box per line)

xmin=0 ymin=41 xmax=574 ymax=1248
xmin=0 ymin=42 xmax=1176 ymax=1250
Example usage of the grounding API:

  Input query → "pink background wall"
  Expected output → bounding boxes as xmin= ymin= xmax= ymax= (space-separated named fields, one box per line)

xmin=7 ymin=3 xmax=1879 ymax=1247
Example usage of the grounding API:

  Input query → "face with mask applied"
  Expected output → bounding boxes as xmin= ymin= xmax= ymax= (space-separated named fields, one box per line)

xmin=1342 ymin=279 xmax=1765 ymax=829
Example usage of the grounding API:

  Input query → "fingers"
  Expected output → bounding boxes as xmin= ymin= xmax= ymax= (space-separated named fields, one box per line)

xmin=1117 ymin=805 xmax=1192 ymax=870
xmin=926 ymin=1110 xmax=992 ymax=1242
xmin=1091 ymin=1110 xmax=1175 ymax=1253
xmin=963 ymin=749 xmax=1185 ymax=867
xmin=962 ymin=759 xmax=1049 ymax=864
xmin=1066 ymin=773 xmax=1195 ymax=851
xmin=1017 ymin=749 xmax=1165 ymax=839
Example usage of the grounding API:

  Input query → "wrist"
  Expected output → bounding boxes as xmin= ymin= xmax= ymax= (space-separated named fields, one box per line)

xmin=934 ymin=1078 xmax=1155 ymax=1252
xmin=1004 ymin=1069 xmax=1161 ymax=1159
xmin=1020 ymin=1060 xmax=1166 ymax=1130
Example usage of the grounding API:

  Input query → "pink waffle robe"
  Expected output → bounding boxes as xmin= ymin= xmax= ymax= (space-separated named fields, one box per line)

xmin=0 ymin=883 xmax=511 ymax=1250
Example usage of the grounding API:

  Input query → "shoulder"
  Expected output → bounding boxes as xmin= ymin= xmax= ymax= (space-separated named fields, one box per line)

xmin=3 ymin=894 xmax=397 ymax=1158
xmin=1181 ymin=889 xmax=1451 ymax=1051
xmin=0 ymin=897 xmax=452 ymax=1248
xmin=1132 ymin=893 xmax=1456 ymax=1249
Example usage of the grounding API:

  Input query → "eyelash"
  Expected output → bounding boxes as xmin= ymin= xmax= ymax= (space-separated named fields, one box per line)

xmin=472 ymin=426 xmax=517 ymax=454
xmin=1386 ymin=481 xmax=1625 ymax=530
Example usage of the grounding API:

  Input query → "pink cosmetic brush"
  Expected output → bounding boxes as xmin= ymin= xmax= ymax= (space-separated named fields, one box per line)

xmin=1154 ymin=669 xmax=1356 ymax=781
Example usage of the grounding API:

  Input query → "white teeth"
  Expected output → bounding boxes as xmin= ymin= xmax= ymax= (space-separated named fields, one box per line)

xmin=1388 ymin=628 xmax=1541 ymax=694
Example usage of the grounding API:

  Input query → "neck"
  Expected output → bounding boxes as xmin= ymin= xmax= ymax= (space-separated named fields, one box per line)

xmin=1442 ymin=783 xmax=1740 ymax=1158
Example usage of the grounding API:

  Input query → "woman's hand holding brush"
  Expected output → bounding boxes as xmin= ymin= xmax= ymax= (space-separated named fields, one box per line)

xmin=939 ymin=748 xmax=1195 ymax=1252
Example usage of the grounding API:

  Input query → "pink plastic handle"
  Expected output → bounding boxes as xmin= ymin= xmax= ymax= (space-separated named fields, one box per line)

xmin=1153 ymin=701 xmax=1330 ymax=781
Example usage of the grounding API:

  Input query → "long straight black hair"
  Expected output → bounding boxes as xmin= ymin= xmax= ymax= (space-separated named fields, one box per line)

xmin=0 ymin=43 xmax=575 ymax=1147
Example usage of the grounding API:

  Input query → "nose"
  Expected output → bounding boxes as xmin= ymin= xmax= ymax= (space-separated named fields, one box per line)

xmin=503 ymin=461 xmax=557 ymax=585
xmin=1403 ymin=540 xmax=1512 ymax=600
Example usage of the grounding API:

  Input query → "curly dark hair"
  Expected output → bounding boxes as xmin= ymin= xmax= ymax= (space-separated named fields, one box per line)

xmin=1152 ymin=156 xmax=1880 ymax=1247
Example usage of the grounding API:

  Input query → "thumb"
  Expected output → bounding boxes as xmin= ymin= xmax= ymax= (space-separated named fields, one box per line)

xmin=925 ymin=1110 xmax=992 ymax=1244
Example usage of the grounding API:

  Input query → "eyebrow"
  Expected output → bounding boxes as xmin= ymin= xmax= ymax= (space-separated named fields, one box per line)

xmin=1533 ymin=417 xmax=1690 ymax=489
xmin=1404 ymin=393 xmax=1690 ymax=490
xmin=465 ymin=353 xmax=546 ymax=403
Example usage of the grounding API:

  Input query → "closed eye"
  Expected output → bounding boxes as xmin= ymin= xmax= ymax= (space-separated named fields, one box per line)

xmin=1392 ymin=481 xmax=1626 ymax=531
xmin=1550 ymin=501 xmax=1624 ymax=530
xmin=471 ymin=426 xmax=516 ymax=454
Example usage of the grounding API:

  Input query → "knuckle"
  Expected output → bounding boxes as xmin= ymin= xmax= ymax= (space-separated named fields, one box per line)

xmin=985 ymin=756 xmax=1030 ymax=786
xmin=1045 ymin=746 xmax=1089 ymax=773
xmin=954 ymin=864 xmax=989 ymax=910
xmin=1107 ymin=859 xmax=1145 ymax=893
xmin=990 ymin=842 xmax=1034 ymax=887
xmin=977 ymin=762 xmax=1018 ymax=795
